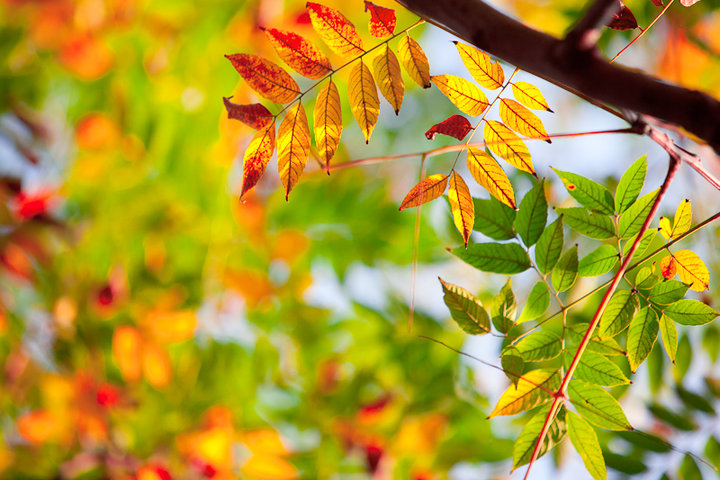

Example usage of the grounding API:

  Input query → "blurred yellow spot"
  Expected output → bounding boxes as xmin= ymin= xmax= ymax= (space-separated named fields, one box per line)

xmin=244 ymin=429 xmax=290 ymax=457
xmin=142 ymin=342 xmax=172 ymax=389
xmin=145 ymin=310 xmax=196 ymax=343
xmin=393 ymin=414 xmax=446 ymax=457
xmin=76 ymin=113 xmax=121 ymax=150
xmin=272 ymin=230 xmax=308 ymax=264
xmin=243 ymin=455 xmax=297 ymax=480
xmin=54 ymin=297 xmax=77 ymax=329
xmin=113 ymin=326 xmax=143 ymax=382
xmin=196 ymin=427 xmax=234 ymax=470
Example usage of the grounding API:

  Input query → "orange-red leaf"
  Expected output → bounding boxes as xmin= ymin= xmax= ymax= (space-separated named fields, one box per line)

xmin=449 ymin=172 xmax=475 ymax=247
xmin=262 ymin=27 xmax=332 ymax=79
xmin=223 ymin=97 xmax=274 ymax=130
xmin=673 ymin=249 xmax=709 ymax=291
xmin=348 ymin=60 xmax=380 ymax=143
xmin=431 ymin=75 xmax=488 ymax=116
xmin=455 ymin=42 xmax=504 ymax=90
xmin=372 ymin=44 xmax=404 ymax=114
xmin=660 ymin=255 xmax=677 ymax=279
xmin=241 ymin=121 xmax=276 ymax=198
xmin=466 ymin=147 xmax=516 ymax=209
xmin=397 ymin=35 xmax=431 ymax=88
xmin=499 ymin=98 xmax=551 ymax=143
xmin=226 ymin=54 xmax=300 ymax=104
xmin=278 ymin=103 xmax=311 ymax=199
xmin=399 ymin=174 xmax=448 ymax=210
xmin=425 ymin=115 xmax=472 ymax=140
xmin=313 ymin=79 xmax=343 ymax=170
xmin=307 ymin=2 xmax=364 ymax=57
xmin=484 ymin=120 xmax=534 ymax=174
xmin=364 ymin=1 xmax=396 ymax=38
xmin=512 ymin=82 xmax=553 ymax=112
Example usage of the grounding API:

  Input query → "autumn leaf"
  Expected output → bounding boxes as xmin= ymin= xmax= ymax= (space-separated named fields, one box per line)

xmin=261 ymin=27 xmax=332 ymax=79
xmin=511 ymin=81 xmax=553 ymax=112
xmin=673 ymin=249 xmax=710 ymax=291
xmin=399 ymin=174 xmax=449 ymax=209
xmin=313 ymin=79 xmax=343 ymax=170
xmin=454 ymin=42 xmax=504 ymax=89
xmin=431 ymin=74 xmax=489 ymax=116
xmin=499 ymin=98 xmax=550 ymax=143
xmin=466 ymin=147 xmax=516 ymax=209
xmin=307 ymin=2 xmax=364 ymax=57
xmin=223 ymin=97 xmax=274 ymax=130
xmin=278 ymin=103 xmax=311 ymax=199
xmin=241 ymin=121 xmax=276 ymax=198
xmin=226 ymin=53 xmax=300 ymax=104
xmin=484 ymin=120 xmax=534 ymax=174
xmin=448 ymin=172 xmax=474 ymax=247
xmin=425 ymin=115 xmax=472 ymax=140
xmin=660 ymin=255 xmax=677 ymax=279
xmin=113 ymin=326 xmax=143 ymax=382
xmin=372 ymin=44 xmax=404 ymax=114
xmin=660 ymin=199 xmax=692 ymax=239
xmin=607 ymin=1 xmax=638 ymax=30
xmin=397 ymin=35 xmax=431 ymax=88
xmin=348 ymin=59 xmax=380 ymax=143
xmin=489 ymin=369 xmax=559 ymax=417
xmin=364 ymin=1 xmax=396 ymax=37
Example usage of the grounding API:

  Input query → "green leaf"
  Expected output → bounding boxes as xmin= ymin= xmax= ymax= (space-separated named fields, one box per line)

xmin=552 ymin=245 xmax=578 ymax=292
xmin=568 ymin=380 xmax=632 ymax=431
xmin=513 ymin=330 xmax=562 ymax=361
xmin=534 ymin=217 xmax=564 ymax=274
xmin=553 ymin=167 xmax=614 ymax=214
xmin=513 ymin=405 xmax=566 ymax=468
xmin=439 ymin=277 xmax=491 ymax=334
xmin=566 ymin=411 xmax=607 ymax=480
xmin=618 ymin=188 xmax=659 ymax=238
xmin=702 ymin=325 xmax=720 ymax=363
xmin=490 ymin=368 xmax=560 ymax=417
xmin=659 ymin=314 xmax=678 ymax=362
xmin=623 ymin=228 xmax=656 ymax=258
xmin=492 ymin=279 xmax=516 ymax=333
xmin=598 ymin=290 xmax=638 ymax=338
xmin=675 ymin=333 xmax=692 ymax=381
xmin=679 ymin=454 xmax=703 ymax=480
xmin=502 ymin=347 xmax=524 ymax=386
xmin=648 ymin=403 xmax=695 ymax=431
xmin=663 ymin=299 xmax=719 ymax=325
xmin=634 ymin=266 xmax=660 ymax=290
xmin=704 ymin=436 xmax=720 ymax=466
xmin=514 ymin=180 xmax=547 ymax=247
xmin=578 ymin=245 xmax=618 ymax=277
xmin=518 ymin=282 xmax=550 ymax=323
xmin=616 ymin=430 xmax=671 ymax=453
xmin=567 ymin=323 xmax=626 ymax=356
xmin=555 ymin=207 xmax=614 ymax=239
xmin=615 ymin=155 xmax=647 ymax=213
xmin=648 ymin=341 xmax=664 ymax=393
xmin=676 ymin=386 xmax=715 ymax=414
xmin=627 ymin=306 xmax=659 ymax=372
xmin=603 ymin=450 xmax=648 ymax=474
xmin=649 ymin=280 xmax=689 ymax=305
xmin=571 ymin=350 xmax=630 ymax=386
xmin=452 ymin=242 xmax=531 ymax=274
xmin=473 ymin=197 xmax=516 ymax=240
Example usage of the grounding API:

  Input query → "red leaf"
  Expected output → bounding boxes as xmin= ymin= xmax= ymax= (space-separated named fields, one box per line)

xmin=364 ymin=1 xmax=396 ymax=38
xmin=425 ymin=115 xmax=472 ymax=140
xmin=651 ymin=0 xmax=663 ymax=5
xmin=261 ymin=27 xmax=332 ymax=79
xmin=607 ymin=1 xmax=638 ymax=30
xmin=223 ymin=97 xmax=274 ymax=130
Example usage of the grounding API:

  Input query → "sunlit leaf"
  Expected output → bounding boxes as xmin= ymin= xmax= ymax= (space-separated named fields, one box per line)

xmin=307 ymin=2 xmax=364 ymax=57
xmin=649 ymin=280 xmax=689 ymax=305
xmin=635 ymin=267 xmax=660 ymax=290
xmin=518 ymin=281 xmax=550 ymax=323
xmin=514 ymin=180 xmax=547 ymax=247
xmin=223 ymin=98 xmax=274 ymax=130
xmin=568 ymin=380 xmax=632 ymax=430
xmin=598 ymin=290 xmax=638 ymax=338
xmin=553 ymin=168 xmax=614 ymax=214
xmin=452 ymin=242 xmax=531 ymax=274
xmin=241 ymin=121 xmax=276 ymax=198
xmin=615 ymin=155 xmax=647 ymax=214
xmin=513 ymin=404 xmax=566 ymax=468
xmin=567 ymin=324 xmax=626 ymax=356
xmin=425 ymin=114 xmax=472 ymax=140
xmin=502 ymin=347 xmax=524 ymax=385
xmin=454 ymin=42 xmax=504 ymax=89
xmin=618 ymin=188 xmax=659 ymax=238
xmin=397 ymin=35 xmax=431 ymax=88
xmin=372 ymin=44 xmax=404 ymax=114
xmin=571 ymin=350 xmax=630 ymax=386
xmin=489 ymin=369 xmax=560 ymax=417
xmin=262 ymin=28 xmax=332 ymax=79
xmin=578 ymin=245 xmax=618 ymax=277
xmin=673 ymin=249 xmax=709 ymax=291
xmin=556 ymin=207 xmax=614 ymax=239
xmin=552 ymin=245 xmax=578 ymax=292
xmin=466 ymin=147 xmax=516 ymax=209
xmin=659 ymin=314 xmax=678 ymax=361
xmin=449 ymin=172 xmax=475 ymax=247
xmin=399 ymin=174 xmax=448 ymax=209
xmin=513 ymin=330 xmax=562 ymax=361
xmin=627 ymin=307 xmax=659 ymax=372
xmin=660 ymin=255 xmax=677 ymax=279
xmin=492 ymin=280 xmax=516 ymax=333
xmin=431 ymin=74 xmax=489 ymax=116
xmin=623 ymin=228 xmax=656 ymax=258
xmin=348 ymin=59 xmax=380 ymax=143
xmin=473 ymin=197 xmax=516 ymax=240
xmin=439 ymin=277 xmax=490 ymax=334
xmin=484 ymin=120 xmax=534 ymax=174
xmin=535 ymin=217 xmax=564 ymax=274
xmin=567 ymin=412 xmax=607 ymax=480
xmin=500 ymin=98 xmax=550 ymax=142
xmin=313 ymin=79 xmax=343 ymax=170
xmin=364 ymin=1 xmax=396 ymax=37
xmin=278 ymin=103 xmax=311 ymax=199
xmin=663 ymin=299 xmax=719 ymax=325
xmin=511 ymin=81 xmax=552 ymax=112
xmin=226 ymin=53 xmax=300 ymax=104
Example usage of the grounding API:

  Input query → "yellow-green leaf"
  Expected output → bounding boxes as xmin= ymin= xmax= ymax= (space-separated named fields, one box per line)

xmin=449 ymin=172 xmax=474 ymax=247
xmin=439 ymin=277 xmax=490 ymax=334
xmin=567 ymin=412 xmax=607 ymax=480
xmin=348 ymin=59 xmax=380 ymax=143
xmin=490 ymin=369 xmax=559 ymax=417
xmin=512 ymin=81 xmax=552 ymax=112
xmin=431 ymin=74 xmax=489 ymax=116
xmin=500 ymin=98 xmax=550 ymax=142
xmin=397 ymin=35 xmax=431 ymax=88
xmin=372 ymin=44 xmax=404 ymax=114
xmin=661 ymin=199 xmax=692 ymax=239
xmin=240 ymin=120 xmax=276 ymax=198
xmin=454 ymin=42 xmax=504 ymax=89
xmin=466 ymin=147 xmax=516 ymax=209
xmin=627 ymin=306 xmax=659 ymax=372
xmin=313 ymin=79 xmax=343 ymax=170
xmin=513 ymin=404 xmax=566 ymax=468
xmin=673 ymin=249 xmax=710 ymax=291
xmin=278 ymin=103 xmax=310 ymax=199
xmin=306 ymin=2 xmax=364 ymax=57
xmin=568 ymin=380 xmax=632 ymax=430
xmin=399 ymin=174 xmax=448 ymax=210
xmin=484 ymin=120 xmax=534 ymax=174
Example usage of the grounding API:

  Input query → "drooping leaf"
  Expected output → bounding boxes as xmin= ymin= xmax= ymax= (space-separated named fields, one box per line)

xmin=513 ymin=404 xmax=566 ymax=468
xmin=484 ymin=120 xmax=534 ymax=174
xmin=535 ymin=217 xmax=564 ymax=274
xmin=578 ymin=244 xmax=618 ymax=277
xmin=598 ymin=290 xmax=638 ymax=338
xmin=571 ymin=350 xmax=630 ymax=386
xmin=603 ymin=451 xmax=648 ymax=475
xmin=226 ymin=53 xmax=300 ymax=103
xmin=673 ymin=249 xmax=709 ymax=291
xmin=607 ymin=1 xmax=638 ymax=30
xmin=454 ymin=42 xmax=504 ymax=89
xmin=568 ymin=380 xmax=632 ymax=430
xmin=261 ymin=27 xmax=332 ymax=79
xmin=552 ymin=245 xmax=579 ymax=292
xmin=514 ymin=180 xmax=547 ymax=247
xmin=439 ymin=277 xmax=491 ymax=334
xmin=277 ymin=102 xmax=311 ymax=199
xmin=567 ymin=411 xmax=607 ymax=480
xmin=372 ymin=44 xmax=404 ymax=114
xmin=492 ymin=280 xmax=516 ymax=333
xmin=399 ymin=174 xmax=448 ymax=210
xmin=452 ymin=242 xmax=531 ymax=274
xmin=616 ymin=430 xmax=671 ymax=453
xmin=466 ymin=147 xmax=516 ymax=209
xmin=511 ymin=81 xmax=553 ymax=112
xmin=659 ymin=255 xmax=677 ymax=279
xmin=240 ymin=121 xmax=276 ymax=198
xmin=513 ymin=330 xmax=562 ymax=361
xmin=490 ymin=369 xmax=560 ymax=417
xmin=648 ymin=403 xmax=695 ymax=430
xmin=313 ymin=79 xmax=343 ymax=170
xmin=553 ymin=168 xmax=614 ymax=214
xmin=223 ymin=98 xmax=274 ymax=130
xmin=364 ymin=1 xmax=396 ymax=37
xmin=615 ymin=155 xmax=647 ymax=214
xmin=663 ymin=299 xmax=719 ymax=325
xmin=518 ymin=282 xmax=550 ymax=323
xmin=677 ymin=386 xmax=715 ymax=414
xmin=348 ymin=59 xmax=380 ymax=143
xmin=473 ymin=197 xmax=516 ymax=240
xmin=556 ymin=207 xmax=614 ymax=239
xmin=627 ymin=306 xmax=659 ymax=372
xmin=659 ymin=314 xmax=677 ymax=361
xmin=431 ymin=74 xmax=489 ymax=116
xmin=397 ymin=35 xmax=431 ymax=88
xmin=306 ymin=2 xmax=364 ymax=57
xmin=425 ymin=115 xmax=472 ymax=141
xmin=448 ymin=172 xmax=475 ymax=247
xmin=618 ymin=188 xmax=659 ymax=238
xmin=500 ymin=98 xmax=550 ymax=142
xmin=650 ymin=280 xmax=689 ymax=305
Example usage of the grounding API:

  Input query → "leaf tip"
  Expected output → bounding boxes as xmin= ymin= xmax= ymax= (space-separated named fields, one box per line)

xmin=445 ymin=247 xmax=452 ymax=253
xmin=545 ymin=138 xmax=552 ymax=144
xmin=546 ymin=107 xmax=554 ymax=113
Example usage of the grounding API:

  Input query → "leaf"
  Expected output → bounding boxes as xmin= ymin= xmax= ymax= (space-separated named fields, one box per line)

xmin=372 ymin=44 xmax=404 ymax=114
xmin=431 ymin=75 xmax=488 ymax=116
xmin=514 ymin=180 xmax=547 ymax=247
xmin=635 ymin=266 xmax=660 ymax=290
xmin=306 ymin=2 xmax=364 ymax=57
xmin=567 ymin=412 xmax=607 ymax=480
xmin=572 ymin=350 xmax=630 ymax=386
xmin=615 ymin=155 xmax=647 ymax=214
xmin=473 ymin=197 xmax=516 ymax=240
xmin=364 ymin=1 xmax=396 ymax=37
xmin=439 ymin=277 xmax=491 ymax=334
xmin=660 ymin=255 xmax=677 ymax=279
xmin=660 ymin=199 xmax=692 ymax=239
xmin=489 ymin=369 xmax=560 ymax=417
xmin=223 ymin=98 xmax=274 ymax=130
xmin=348 ymin=59 xmax=380 ymax=143
xmin=226 ymin=53 xmax=300 ymax=104
xmin=556 ymin=207 xmax=614 ymax=239
xmin=452 ymin=242 xmax=531 ymax=274
xmin=502 ymin=348 xmax=524 ymax=385
xmin=449 ymin=172 xmax=475 ymax=247
xmin=399 ymin=174 xmax=448 ymax=210
xmin=679 ymin=455 xmax=703 ymax=480
xmin=512 ymin=81 xmax=553 ymax=112
xmin=677 ymin=386 xmax=715 ymax=414
xmin=425 ymin=115 xmax=472 ymax=141
xmin=648 ymin=403 xmax=695 ymax=430
xmin=663 ymin=299 xmax=719 ymax=325
xmin=513 ymin=330 xmax=562 ymax=361
xmin=518 ymin=282 xmax=550 ymax=323
xmin=659 ymin=314 xmax=678 ymax=362
xmin=623 ymin=228 xmax=656 ymax=258
xmin=616 ymin=430 xmax=670 ymax=453
xmin=499 ymin=98 xmax=550 ymax=143
xmin=568 ymin=380 xmax=632 ymax=430
xmin=607 ymin=1 xmax=638 ymax=30
xmin=627 ymin=307 xmax=659 ymax=372
xmin=673 ymin=249 xmax=709 ymax=291
xmin=240 ymin=121 xmax=276 ymax=198
xmin=492 ymin=280 xmax=516 ymax=333
xmin=618 ymin=188 xmax=659 ymax=238
xmin=567 ymin=324 xmax=626 ymax=356
xmin=513 ymin=404 xmax=566 ymax=468
xmin=397 ymin=35 xmax=431 ymax=88
xmin=313 ymin=79 xmax=343 ymax=170
xmin=535 ymin=217 xmax=564 ymax=275
xmin=484 ymin=120 xmax=534 ymax=174
xmin=454 ymin=42 xmax=504 ymax=89
xmin=578 ymin=245 xmax=618 ymax=277
xmin=552 ymin=245 xmax=579 ymax=292
xmin=466 ymin=147 xmax=516 ymax=209
xmin=649 ymin=279 xmax=689 ymax=305
xmin=553 ymin=168 xmax=614 ymax=214
xmin=598 ymin=290 xmax=638 ymax=338
xmin=261 ymin=27 xmax=332 ymax=79
xmin=278 ymin=103 xmax=311 ymax=199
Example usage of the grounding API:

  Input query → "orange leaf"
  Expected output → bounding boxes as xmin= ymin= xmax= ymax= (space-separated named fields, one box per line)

xmin=484 ymin=120 xmax=534 ymax=174
xmin=466 ymin=147 xmax=516 ymax=209
xmin=397 ymin=35 xmax=431 ymax=88
xmin=278 ymin=103 xmax=311 ymax=199
xmin=372 ymin=44 xmax=404 ymax=114
xmin=17 ymin=410 xmax=57 ymax=445
xmin=226 ymin=54 xmax=300 ymax=104
xmin=425 ymin=115 xmax=472 ymax=140
xmin=145 ymin=310 xmax=197 ymax=343
xmin=511 ymin=81 xmax=553 ymax=112
xmin=307 ymin=2 xmax=364 ymax=57
xmin=348 ymin=60 xmax=380 ymax=143
xmin=112 ymin=326 xmax=143 ymax=382
xmin=223 ymin=98 xmax=274 ymax=130
xmin=313 ymin=79 xmax=343 ymax=170
xmin=399 ymin=174 xmax=449 ymax=210
xmin=364 ymin=1 xmax=396 ymax=37
xmin=660 ymin=255 xmax=677 ymax=279
xmin=449 ymin=172 xmax=475 ymax=247
xmin=673 ymin=249 xmax=709 ymax=291
xmin=431 ymin=75 xmax=488 ymax=116
xmin=499 ymin=98 xmax=550 ymax=143
xmin=142 ymin=342 xmax=172 ymax=389
xmin=241 ymin=121 xmax=276 ymax=198
xmin=454 ymin=42 xmax=504 ymax=89
xmin=262 ymin=28 xmax=332 ymax=79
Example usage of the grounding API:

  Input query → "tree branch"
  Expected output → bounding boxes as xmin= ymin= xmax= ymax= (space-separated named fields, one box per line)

xmin=565 ymin=0 xmax=619 ymax=51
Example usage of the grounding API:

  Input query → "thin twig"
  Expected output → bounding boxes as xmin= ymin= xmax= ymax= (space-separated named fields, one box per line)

xmin=610 ymin=0 xmax=675 ymax=64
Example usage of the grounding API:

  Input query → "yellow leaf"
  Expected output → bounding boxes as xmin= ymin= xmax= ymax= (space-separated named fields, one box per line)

xmin=466 ymin=147 xmax=516 ymax=209
xmin=432 ymin=75 xmax=488 ymax=116
xmin=112 ymin=325 xmax=143 ymax=382
xmin=455 ymin=42 xmax=504 ymax=89
xmin=241 ymin=121 xmax=276 ymax=198
xmin=372 ymin=44 xmax=404 ymax=114
xmin=658 ymin=216 xmax=673 ymax=239
xmin=490 ymin=369 xmax=559 ymax=417
xmin=449 ymin=172 xmax=474 ymax=247
xmin=348 ymin=59 xmax=380 ymax=143
xmin=313 ymin=79 xmax=343 ymax=170
xmin=278 ymin=103 xmax=311 ymax=199
xmin=673 ymin=249 xmax=709 ymax=291
xmin=399 ymin=174 xmax=448 ymax=210
xmin=145 ymin=309 xmax=197 ymax=343
xmin=484 ymin=120 xmax=534 ymax=174
xmin=307 ymin=2 xmax=364 ymax=57
xmin=397 ymin=35 xmax=431 ymax=88
xmin=226 ymin=54 xmax=300 ymax=104
xmin=512 ymin=81 xmax=553 ymax=112
xmin=499 ymin=98 xmax=550 ymax=143
xmin=671 ymin=199 xmax=692 ymax=237
xmin=244 ymin=429 xmax=291 ymax=456
xmin=142 ymin=342 xmax=172 ymax=388
xmin=660 ymin=255 xmax=677 ymax=279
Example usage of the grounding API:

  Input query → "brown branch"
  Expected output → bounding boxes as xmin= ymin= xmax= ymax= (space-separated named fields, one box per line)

xmin=565 ymin=0 xmax=620 ymax=51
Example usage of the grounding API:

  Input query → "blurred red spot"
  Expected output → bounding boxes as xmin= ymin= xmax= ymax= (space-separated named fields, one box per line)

xmin=295 ymin=11 xmax=311 ymax=24
xmin=96 ymin=383 xmax=120 ymax=408
xmin=365 ymin=442 xmax=383 ymax=473
xmin=97 ymin=284 xmax=114 ymax=306
xmin=13 ymin=190 xmax=55 ymax=220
